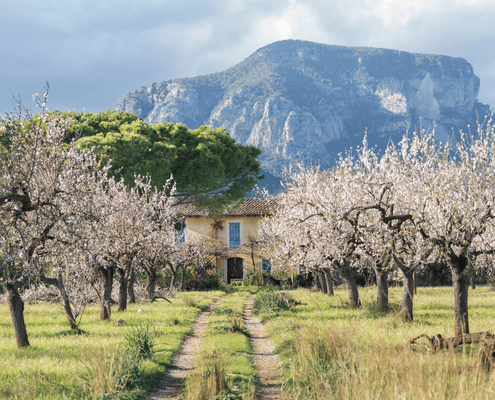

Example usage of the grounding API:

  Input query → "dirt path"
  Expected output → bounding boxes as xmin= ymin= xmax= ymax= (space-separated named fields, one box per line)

xmin=244 ymin=293 xmax=283 ymax=400
xmin=143 ymin=295 xmax=226 ymax=400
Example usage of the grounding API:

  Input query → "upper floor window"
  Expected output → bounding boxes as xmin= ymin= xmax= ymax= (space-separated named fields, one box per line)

xmin=229 ymin=222 xmax=241 ymax=248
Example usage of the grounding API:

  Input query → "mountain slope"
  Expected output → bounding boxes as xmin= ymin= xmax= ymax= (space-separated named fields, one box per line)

xmin=116 ymin=40 xmax=489 ymax=177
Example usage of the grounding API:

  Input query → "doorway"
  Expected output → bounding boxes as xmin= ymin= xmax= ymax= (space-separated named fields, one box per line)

xmin=227 ymin=257 xmax=244 ymax=284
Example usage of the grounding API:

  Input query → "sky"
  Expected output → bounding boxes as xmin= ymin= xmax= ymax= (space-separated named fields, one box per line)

xmin=2 ymin=0 xmax=495 ymax=115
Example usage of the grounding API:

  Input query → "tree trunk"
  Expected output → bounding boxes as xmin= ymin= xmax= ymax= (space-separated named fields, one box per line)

xmin=401 ymin=267 xmax=415 ymax=322
xmin=450 ymin=254 xmax=470 ymax=336
xmin=180 ymin=265 xmax=185 ymax=292
xmin=318 ymin=272 xmax=328 ymax=294
xmin=169 ymin=264 xmax=178 ymax=290
xmin=100 ymin=266 xmax=114 ymax=321
xmin=5 ymin=283 xmax=30 ymax=348
xmin=413 ymin=270 xmax=417 ymax=295
xmin=117 ymin=267 xmax=128 ymax=312
xmin=57 ymin=271 xmax=78 ymax=329
xmin=127 ymin=268 xmax=136 ymax=304
xmin=339 ymin=261 xmax=361 ymax=308
xmin=470 ymin=267 xmax=476 ymax=290
xmin=490 ymin=275 xmax=495 ymax=292
xmin=324 ymin=268 xmax=334 ymax=296
xmin=146 ymin=269 xmax=157 ymax=301
xmin=39 ymin=271 xmax=78 ymax=329
xmin=374 ymin=265 xmax=389 ymax=309
xmin=314 ymin=273 xmax=322 ymax=291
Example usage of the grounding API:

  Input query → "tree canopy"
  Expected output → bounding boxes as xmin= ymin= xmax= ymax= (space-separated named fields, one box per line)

xmin=54 ymin=110 xmax=262 ymax=210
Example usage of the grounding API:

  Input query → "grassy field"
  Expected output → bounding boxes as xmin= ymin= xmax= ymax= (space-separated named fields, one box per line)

xmin=258 ymin=285 xmax=495 ymax=399
xmin=2 ymin=285 xmax=495 ymax=399
xmin=0 ymin=291 xmax=224 ymax=399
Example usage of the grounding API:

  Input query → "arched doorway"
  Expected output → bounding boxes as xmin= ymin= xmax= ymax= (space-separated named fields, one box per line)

xmin=227 ymin=257 xmax=244 ymax=284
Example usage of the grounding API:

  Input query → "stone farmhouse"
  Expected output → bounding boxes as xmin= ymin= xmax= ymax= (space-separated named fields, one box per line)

xmin=173 ymin=198 xmax=278 ymax=283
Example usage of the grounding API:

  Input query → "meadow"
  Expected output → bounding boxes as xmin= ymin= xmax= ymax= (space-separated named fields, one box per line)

xmin=260 ymin=285 xmax=495 ymax=399
xmin=0 ymin=291 xmax=225 ymax=399
xmin=1 ymin=285 xmax=495 ymax=399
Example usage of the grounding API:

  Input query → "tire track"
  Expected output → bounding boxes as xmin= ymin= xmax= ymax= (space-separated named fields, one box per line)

xmin=244 ymin=293 xmax=283 ymax=400
xmin=143 ymin=295 xmax=227 ymax=400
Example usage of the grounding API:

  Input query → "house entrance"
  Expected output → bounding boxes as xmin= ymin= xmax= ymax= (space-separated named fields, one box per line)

xmin=227 ymin=257 xmax=244 ymax=284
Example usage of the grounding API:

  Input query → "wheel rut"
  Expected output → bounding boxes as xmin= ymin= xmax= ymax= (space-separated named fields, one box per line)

xmin=143 ymin=295 xmax=227 ymax=400
xmin=244 ymin=293 xmax=283 ymax=400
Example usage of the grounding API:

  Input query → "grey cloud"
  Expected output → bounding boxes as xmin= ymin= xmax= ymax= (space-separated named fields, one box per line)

xmin=2 ymin=0 xmax=495 ymax=114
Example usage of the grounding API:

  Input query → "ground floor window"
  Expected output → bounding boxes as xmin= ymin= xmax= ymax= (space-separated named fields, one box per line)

xmin=262 ymin=258 xmax=271 ymax=272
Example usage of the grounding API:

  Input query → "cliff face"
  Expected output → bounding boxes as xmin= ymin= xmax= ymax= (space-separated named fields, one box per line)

xmin=116 ymin=40 xmax=489 ymax=177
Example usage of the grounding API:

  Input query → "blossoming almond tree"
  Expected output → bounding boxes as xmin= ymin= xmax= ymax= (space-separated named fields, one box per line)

xmin=77 ymin=174 xmax=176 ymax=319
xmin=0 ymin=88 xmax=109 ymax=345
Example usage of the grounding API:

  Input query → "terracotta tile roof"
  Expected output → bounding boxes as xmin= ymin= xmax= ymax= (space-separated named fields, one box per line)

xmin=174 ymin=198 xmax=278 ymax=217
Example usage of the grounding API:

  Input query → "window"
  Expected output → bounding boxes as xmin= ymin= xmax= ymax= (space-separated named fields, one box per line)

xmin=229 ymin=222 xmax=241 ymax=248
xmin=175 ymin=221 xmax=186 ymax=244
xmin=262 ymin=258 xmax=271 ymax=272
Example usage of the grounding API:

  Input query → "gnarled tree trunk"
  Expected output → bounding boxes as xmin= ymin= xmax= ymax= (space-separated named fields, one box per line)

xmin=401 ymin=268 xmax=415 ymax=322
xmin=449 ymin=254 xmax=470 ymax=336
xmin=314 ymin=272 xmax=322 ymax=291
xmin=145 ymin=268 xmax=157 ymax=301
xmin=338 ymin=261 xmax=361 ymax=308
xmin=39 ymin=270 xmax=78 ymax=329
xmin=374 ymin=265 xmax=389 ymax=310
xmin=100 ymin=266 xmax=114 ymax=321
xmin=318 ymin=271 xmax=328 ymax=294
xmin=127 ymin=268 xmax=136 ymax=304
xmin=5 ymin=283 xmax=30 ymax=348
xmin=117 ymin=267 xmax=128 ymax=312
xmin=490 ymin=275 xmax=495 ymax=292
xmin=324 ymin=268 xmax=334 ymax=296
xmin=169 ymin=263 xmax=178 ymax=290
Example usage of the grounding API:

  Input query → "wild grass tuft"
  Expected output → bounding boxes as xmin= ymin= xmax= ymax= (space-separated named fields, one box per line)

xmin=77 ymin=347 xmax=141 ymax=400
xmin=183 ymin=350 xmax=228 ymax=400
xmin=124 ymin=321 xmax=155 ymax=360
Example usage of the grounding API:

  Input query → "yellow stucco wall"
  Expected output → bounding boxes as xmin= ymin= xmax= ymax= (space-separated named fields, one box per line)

xmin=184 ymin=215 xmax=268 ymax=279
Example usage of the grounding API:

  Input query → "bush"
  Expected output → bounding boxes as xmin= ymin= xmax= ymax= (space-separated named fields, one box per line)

xmin=252 ymin=289 xmax=292 ymax=315
xmin=243 ymin=271 xmax=262 ymax=286
xmin=200 ymin=271 xmax=227 ymax=291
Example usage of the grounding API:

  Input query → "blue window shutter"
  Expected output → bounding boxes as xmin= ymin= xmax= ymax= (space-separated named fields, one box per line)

xmin=229 ymin=222 xmax=241 ymax=247
xmin=175 ymin=225 xmax=186 ymax=244
xmin=262 ymin=258 xmax=271 ymax=272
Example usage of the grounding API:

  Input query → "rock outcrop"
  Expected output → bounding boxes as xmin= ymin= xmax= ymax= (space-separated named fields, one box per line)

xmin=116 ymin=40 xmax=489 ymax=177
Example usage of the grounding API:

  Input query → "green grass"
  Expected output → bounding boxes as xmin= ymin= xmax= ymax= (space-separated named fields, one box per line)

xmin=183 ymin=291 xmax=257 ymax=400
xmin=0 ymin=291 xmax=225 ymax=399
xmin=259 ymin=286 xmax=495 ymax=399
xmin=3 ymin=286 xmax=495 ymax=399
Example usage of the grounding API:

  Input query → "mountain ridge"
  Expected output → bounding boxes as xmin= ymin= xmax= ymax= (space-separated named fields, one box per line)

xmin=116 ymin=40 xmax=490 ymax=177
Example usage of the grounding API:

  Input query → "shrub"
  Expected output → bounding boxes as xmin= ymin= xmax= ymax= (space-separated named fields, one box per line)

xmin=252 ymin=289 xmax=292 ymax=315
xmin=200 ymin=271 xmax=227 ymax=291
xmin=243 ymin=271 xmax=262 ymax=286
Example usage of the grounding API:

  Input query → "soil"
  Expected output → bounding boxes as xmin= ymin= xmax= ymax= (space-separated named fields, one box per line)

xmin=142 ymin=295 xmax=226 ymax=400
xmin=244 ymin=293 xmax=283 ymax=400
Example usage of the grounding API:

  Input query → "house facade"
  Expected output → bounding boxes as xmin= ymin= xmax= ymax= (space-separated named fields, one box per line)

xmin=174 ymin=198 xmax=277 ymax=283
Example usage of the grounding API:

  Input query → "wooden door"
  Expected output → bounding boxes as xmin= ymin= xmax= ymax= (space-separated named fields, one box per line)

xmin=227 ymin=257 xmax=244 ymax=283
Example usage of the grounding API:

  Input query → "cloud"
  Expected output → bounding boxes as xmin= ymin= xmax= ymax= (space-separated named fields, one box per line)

xmin=1 ymin=0 xmax=495 ymax=113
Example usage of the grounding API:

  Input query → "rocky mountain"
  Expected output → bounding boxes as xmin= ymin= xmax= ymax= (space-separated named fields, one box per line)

xmin=116 ymin=40 xmax=490 ymax=178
